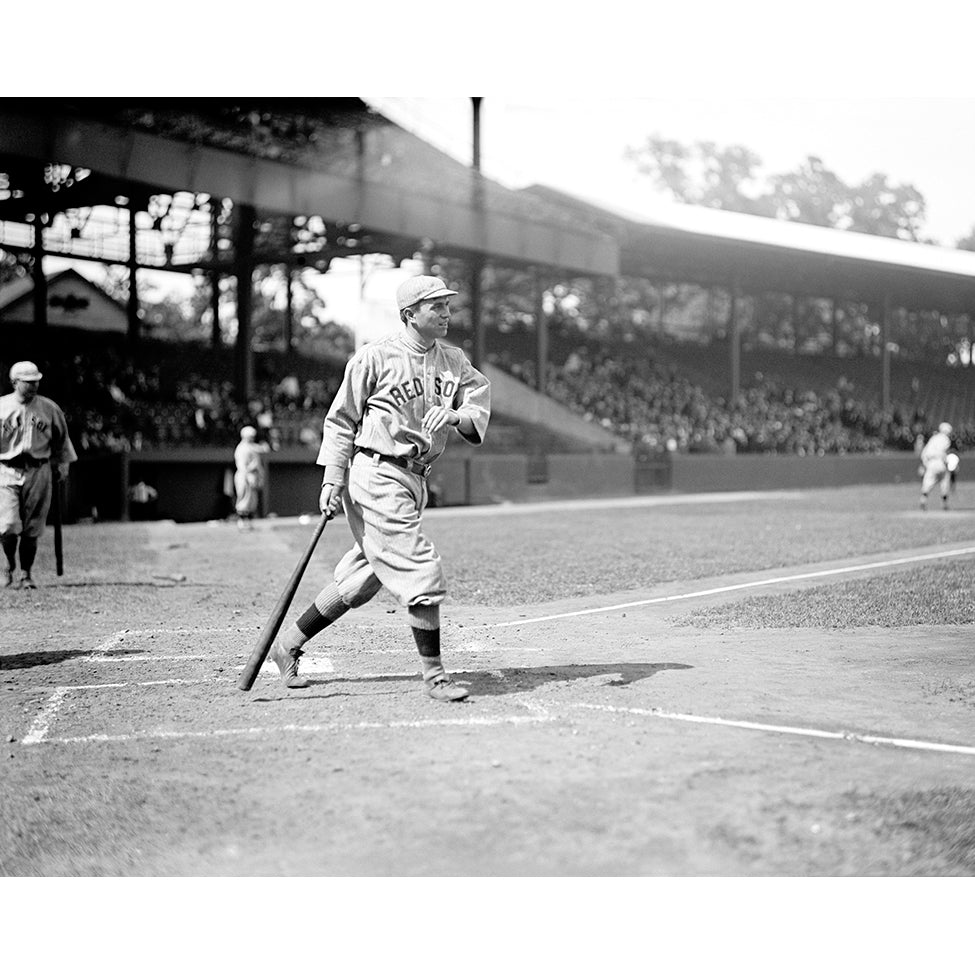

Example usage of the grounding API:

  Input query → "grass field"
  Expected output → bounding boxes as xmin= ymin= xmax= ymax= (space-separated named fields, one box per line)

xmin=2 ymin=481 xmax=974 ymax=889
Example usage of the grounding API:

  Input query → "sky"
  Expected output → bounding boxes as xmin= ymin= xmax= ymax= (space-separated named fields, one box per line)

xmin=19 ymin=3 xmax=975 ymax=336
xmin=367 ymin=96 xmax=975 ymax=248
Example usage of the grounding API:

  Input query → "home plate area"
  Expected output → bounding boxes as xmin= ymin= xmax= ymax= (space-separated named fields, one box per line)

xmin=21 ymin=617 xmax=975 ymax=760
xmin=25 ymin=623 xmax=592 ymax=745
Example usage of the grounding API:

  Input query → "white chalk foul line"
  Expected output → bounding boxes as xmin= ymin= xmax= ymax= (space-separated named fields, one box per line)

xmin=22 ymin=679 xmax=220 ymax=744
xmin=490 ymin=545 xmax=975 ymax=627
xmin=30 ymin=712 xmax=556 ymax=746
xmin=560 ymin=702 xmax=975 ymax=757
xmin=22 ymin=688 xmax=70 ymax=745
xmin=86 ymin=655 xmax=337 ymax=674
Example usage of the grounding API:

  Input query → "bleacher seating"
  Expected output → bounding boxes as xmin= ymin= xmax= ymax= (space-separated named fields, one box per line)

xmin=3 ymin=325 xmax=972 ymax=458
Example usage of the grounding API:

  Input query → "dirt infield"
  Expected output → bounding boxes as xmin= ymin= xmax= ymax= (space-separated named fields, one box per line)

xmin=2 ymin=483 xmax=974 ymax=876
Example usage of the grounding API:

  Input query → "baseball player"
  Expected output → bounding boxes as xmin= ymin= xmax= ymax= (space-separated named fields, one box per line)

xmin=919 ymin=422 xmax=954 ymax=511
xmin=269 ymin=275 xmax=491 ymax=702
xmin=0 ymin=361 xmax=78 ymax=588
xmin=233 ymin=425 xmax=268 ymax=530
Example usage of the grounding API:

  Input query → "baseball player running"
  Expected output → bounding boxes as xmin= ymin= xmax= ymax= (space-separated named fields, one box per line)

xmin=269 ymin=275 xmax=491 ymax=701
xmin=0 ymin=361 xmax=78 ymax=588
xmin=919 ymin=421 xmax=954 ymax=511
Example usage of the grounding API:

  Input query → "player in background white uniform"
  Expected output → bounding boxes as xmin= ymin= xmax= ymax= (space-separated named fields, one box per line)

xmin=0 ymin=361 xmax=77 ymax=588
xmin=269 ymin=275 xmax=491 ymax=702
xmin=919 ymin=422 xmax=954 ymax=511
xmin=233 ymin=425 xmax=268 ymax=530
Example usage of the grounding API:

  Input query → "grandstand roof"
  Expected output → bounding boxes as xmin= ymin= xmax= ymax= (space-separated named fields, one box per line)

xmin=525 ymin=186 xmax=975 ymax=314
xmin=0 ymin=100 xmax=618 ymax=277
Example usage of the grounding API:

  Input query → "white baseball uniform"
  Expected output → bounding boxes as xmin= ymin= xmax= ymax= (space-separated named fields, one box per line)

xmin=317 ymin=331 xmax=490 ymax=610
xmin=920 ymin=430 xmax=952 ymax=498
xmin=233 ymin=439 xmax=267 ymax=517
xmin=0 ymin=392 xmax=77 ymax=539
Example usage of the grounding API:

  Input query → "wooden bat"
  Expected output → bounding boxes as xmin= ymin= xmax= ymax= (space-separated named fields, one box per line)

xmin=52 ymin=468 xmax=64 ymax=576
xmin=237 ymin=512 xmax=330 ymax=691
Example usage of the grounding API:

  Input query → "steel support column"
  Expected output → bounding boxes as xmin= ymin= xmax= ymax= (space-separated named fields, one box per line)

xmin=210 ymin=272 xmax=221 ymax=347
xmin=127 ymin=207 xmax=139 ymax=342
xmin=471 ymin=256 xmax=485 ymax=369
xmin=470 ymin=96 xmax=485 ymax=370
xmin=31 ymin=214 xmax=47 ymax=330
xmin=534 ymin=268 xmax=548 ymax=393
xmin=728 ymin=280 xmax=741 ymax=402
xmin=881 ymin=293 xmax=891 ymax=414
xmin=284 ymin=265 xmax=294 ymax=352
xmin=233 ymin=203 xmax=256 ymax=403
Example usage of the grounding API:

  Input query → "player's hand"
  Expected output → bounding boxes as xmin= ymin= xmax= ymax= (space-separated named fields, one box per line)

xmin=319 ymin=483 xmax=343 ymax=519
xmin=57 ymin=464 xmax=70 ymax=481
xmin=422 ymin=405 xmax=460 ymax=434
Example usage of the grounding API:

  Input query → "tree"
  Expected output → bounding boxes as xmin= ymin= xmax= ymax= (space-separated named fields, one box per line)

xmin=957 ymin=226 xmax=975 ymax=251
xmin=624 ymin=137 xmax=772 ymax=215
xmin=765 ymin=156 xmax=848 ymax=227
xmin=842 ymin=172 xmax=927 ymax=241
xmin=0 ymin=248 xmax=27 ymax=289
xmin=624 ymin=135 xmax=931 ymax=243
xmin=140 ymin=293 xmax=200 ymax=342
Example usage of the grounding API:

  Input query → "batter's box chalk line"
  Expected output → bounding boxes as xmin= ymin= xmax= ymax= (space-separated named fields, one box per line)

xmin=546 ymin=701 xmax=975 ymax=757
xmin=26 ymin=662 xmax=975 ymax=756
xmin=21 ymin=684 xmax=555 ymax=745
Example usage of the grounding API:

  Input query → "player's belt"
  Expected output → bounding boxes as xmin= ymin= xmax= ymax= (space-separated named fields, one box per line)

xmin=1 ymin=455 xmax=48 ymax=469
xmin=354 ymin=446 xmax=431 ymax=478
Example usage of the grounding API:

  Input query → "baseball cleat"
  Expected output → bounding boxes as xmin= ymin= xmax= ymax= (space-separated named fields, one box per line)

xmin=268 ymin=638 xmax=310 ymax=689
xmin=18 ymin=573 xmax=36 ymax=590
xmin=2 ymin=566 xmax=12 ymax=588
xmin=425 ymin=674 xmax=469 ymax=702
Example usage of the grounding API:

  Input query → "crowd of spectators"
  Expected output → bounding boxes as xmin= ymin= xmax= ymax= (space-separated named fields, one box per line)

xmin=10 ymin=333 xmax=973 ymax=459
xmin=543 ymin=345 xmax=968 ymax=455
xmin=9 ymin=337 xmax=344 ymax=456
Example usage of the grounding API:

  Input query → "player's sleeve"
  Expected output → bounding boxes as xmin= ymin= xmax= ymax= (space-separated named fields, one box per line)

xmin=317 ymin=351 xmax=374 ymax=484
xmin=50 ymin=403 xmax=78 ymax=468
xmin=452 ymin=358 xmax=491 ymax=445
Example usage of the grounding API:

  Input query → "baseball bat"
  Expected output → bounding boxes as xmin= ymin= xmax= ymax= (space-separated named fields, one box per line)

xmin=237 ymin=512 xmax=330 ymax=691
xmin=52 ymin=469 xmax=64 ymax=577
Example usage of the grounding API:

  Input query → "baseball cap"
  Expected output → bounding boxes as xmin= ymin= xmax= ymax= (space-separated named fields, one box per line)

xmin=240 ymin=425 xmax=257 ymax=439
xmin=10 ymin=360 xmax=43 ymax=382
xmin=395 ymin=275 xmax=458 ymax=311
xmin=939 ymin=422 xmax=953 ymax=435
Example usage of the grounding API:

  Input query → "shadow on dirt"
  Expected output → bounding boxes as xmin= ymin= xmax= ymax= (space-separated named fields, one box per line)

xmin=264 ymin=661 xmax=693 ymax=701
xmin=0 ymin=648 xmax=93 ymax=670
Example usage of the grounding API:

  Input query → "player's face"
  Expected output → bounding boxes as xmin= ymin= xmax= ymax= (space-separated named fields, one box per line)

xmin=14 ymin=379 xmax=39 ymax=402
xmin=408 ymin=298 xmax=451 ymax=344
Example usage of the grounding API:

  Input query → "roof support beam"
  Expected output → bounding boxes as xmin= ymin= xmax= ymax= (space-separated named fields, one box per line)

xmin=0 ymin=111 xmax=618 ymax=277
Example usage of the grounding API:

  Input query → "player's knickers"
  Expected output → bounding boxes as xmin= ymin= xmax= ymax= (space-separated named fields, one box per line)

xmin=337 ymin=450 xmax=446 ymax=608
xmin=234 ymin=469 xmax=260 ymax=515
xmin=0 ymin=463 xmax=52 ymax=537
xmin=921 ymin=460 xmax=949 ymax=494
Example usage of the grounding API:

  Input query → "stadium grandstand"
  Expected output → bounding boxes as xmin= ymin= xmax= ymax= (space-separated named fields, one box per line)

xmin=2 ymin=98 xmax=974 ymax=520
